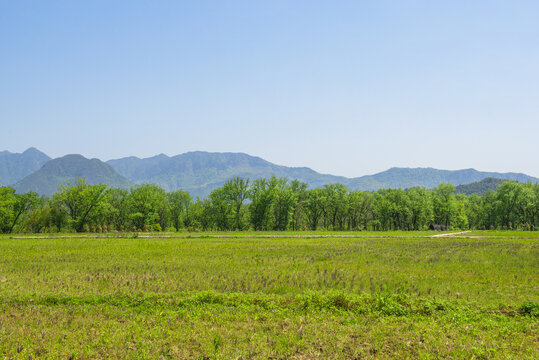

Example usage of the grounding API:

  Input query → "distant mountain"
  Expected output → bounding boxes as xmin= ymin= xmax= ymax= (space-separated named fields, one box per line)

xmin=455 ymin=177 xmax=505 ymax=196
xmin=348 ymin=167 xmax=538 ymax=191
xmin=14 ymin=154 xmax=132 ymax=196
xmin=107 ymin=152 xmax=346 ymax=197
xmin=5 ymin=148 xmax=537 ymax=197
xmin=0 ymin=147 xmax=51 ymax=186
xmin=107 ymin=152 xmax=539 ymax=197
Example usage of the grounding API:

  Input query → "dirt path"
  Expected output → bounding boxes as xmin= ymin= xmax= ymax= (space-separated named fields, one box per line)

xmin=430 ymin=231 xmax=471 ymax=238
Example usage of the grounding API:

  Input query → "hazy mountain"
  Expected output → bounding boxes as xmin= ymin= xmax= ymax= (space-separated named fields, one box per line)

xmin=108 ymin=151 xmax=539 ymax=197
xmin=5 ymin=149 xmax=536 ymax=197
xmin=348 ymin=167 xmax=538 ymax=191
xmin=0 ymin=147 xmax=51 ymax=185
xmin=14 ymin=154 xmax=132 ymax=196
xmin=455 ymin=177 xmax=505 ymax=196
xmin=107 ymin=152 xmax=346 ymax=196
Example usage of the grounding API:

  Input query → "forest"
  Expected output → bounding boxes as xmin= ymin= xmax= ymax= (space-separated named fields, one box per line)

xmin=0 ymin=177 xmax=538 ymax=233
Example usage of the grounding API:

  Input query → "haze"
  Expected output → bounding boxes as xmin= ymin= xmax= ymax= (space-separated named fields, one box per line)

xmin=1 ymin=1 xmax=538 ymax=177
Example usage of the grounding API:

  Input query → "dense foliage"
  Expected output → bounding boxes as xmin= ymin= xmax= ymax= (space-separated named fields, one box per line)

xmin=1 ymin=177 xmax=538 ymax=233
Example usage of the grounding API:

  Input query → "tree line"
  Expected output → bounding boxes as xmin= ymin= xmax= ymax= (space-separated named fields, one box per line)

xmin=1 ymin=177 xmax=538 ymax=233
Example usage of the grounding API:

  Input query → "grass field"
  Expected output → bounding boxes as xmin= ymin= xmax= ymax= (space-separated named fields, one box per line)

xmin=0 ymin=232 xmax=537 ymax=359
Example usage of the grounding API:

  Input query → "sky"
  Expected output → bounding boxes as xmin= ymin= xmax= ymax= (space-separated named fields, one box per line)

xmin=1 ymin=1 xmax=538 ymax=178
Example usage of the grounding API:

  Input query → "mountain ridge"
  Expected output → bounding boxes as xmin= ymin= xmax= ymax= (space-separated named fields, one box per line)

xmin=107 ymin=151 xmax=538 ymax=197
xmin=13 ymin=154 xmax=132 ymax=196
xmin=0 ymin=147 xmax=51 ymax=186
xmin=2 ymin=148 xmax=538 ymax=197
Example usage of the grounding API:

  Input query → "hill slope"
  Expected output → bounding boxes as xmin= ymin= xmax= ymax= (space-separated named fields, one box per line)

xmin=455 ymin=177 xmax=505 ymax=196
xmin=108 ymin=152 xmax=539 ymax=197
xmin=14 ymin=154 xmax=132 ymax=196
xmin=0 ymin=148 xmax=51 ymax=186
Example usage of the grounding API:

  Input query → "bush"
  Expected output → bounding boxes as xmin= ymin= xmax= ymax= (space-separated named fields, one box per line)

xmin=519 ymin=301 xmax=539 ymax=317
xmin=372 ymin=294 xmax=410 ymax=316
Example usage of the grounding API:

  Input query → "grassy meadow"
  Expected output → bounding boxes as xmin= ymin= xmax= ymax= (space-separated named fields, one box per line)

xmin=0 ymin=232 xmax=537 ymax=359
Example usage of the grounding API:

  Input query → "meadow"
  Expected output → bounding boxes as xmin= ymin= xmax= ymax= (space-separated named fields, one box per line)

xmin=0 ymin=231 xmax=537 ymax=359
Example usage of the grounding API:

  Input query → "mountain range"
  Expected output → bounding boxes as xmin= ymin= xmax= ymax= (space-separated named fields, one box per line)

xmin=2 ymin=148 xmax=538 ymax=197
xmin=0 ymin=147 xmax=51 ymax=186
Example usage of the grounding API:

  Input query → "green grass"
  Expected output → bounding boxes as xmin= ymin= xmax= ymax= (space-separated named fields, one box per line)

xmin=0 ymin=233 xmax=537 ymax=359
xmin=465 ymin=230 xmax=539 ymax=238
xmin=2 ymin=229 xmax=448 ymax=239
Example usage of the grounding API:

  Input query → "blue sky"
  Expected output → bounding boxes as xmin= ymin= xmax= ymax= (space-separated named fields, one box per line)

xmin=1 ymin=1 xmax=538 ymax=177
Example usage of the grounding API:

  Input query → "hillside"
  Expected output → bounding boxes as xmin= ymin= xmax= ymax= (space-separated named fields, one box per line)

xmin=455 ymin=177 xmax=505 ymax=196
xmin=108 ymin=152 xmax=539 ymax=197
xmin=14 ymin=154 xmax=132 ymax=196
xmin=0 ymin=148 xmax=51 ymax=186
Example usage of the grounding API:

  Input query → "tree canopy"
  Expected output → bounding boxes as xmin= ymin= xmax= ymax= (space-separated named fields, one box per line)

xmin=1 ymin=178 xmax=538 ymax=233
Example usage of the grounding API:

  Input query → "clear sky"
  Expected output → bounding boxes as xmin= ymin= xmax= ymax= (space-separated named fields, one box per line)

xmin=1 ymin=1 xmax=538 ymax=177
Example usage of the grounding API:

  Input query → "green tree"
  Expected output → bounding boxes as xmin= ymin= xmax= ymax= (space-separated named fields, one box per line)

xmin=465 ymin=194 xmax=484 ymax=229
xmin=453 ymin=194 xmax=469 ymax=230
xmin=222 ymin=177 xmax=250 ymax=230
xmin=54 ymin=179 xmax=108 ymax=232
xmin=208 ymin=186 xmax=233 ymax=230
xmin=249 ymin=177 xmax=280 ymax=230
xmin=0 ymin=187 xmax=16 ymax=233
xmin=374 ymin=189 xmax=412 ymax=230
xmin=101 ymin=188 xmax=129 ymax=231
xmin=305 ymin=188 xmax=324 ymax=230
xmin=272 ymin=178 xmax=299 ymax=231
xmin=320 ymin=184 xmax=349 ymax=230
xmin=7 ymin=191 xmax=42 ymax=233
xmin=127 ymin=184 xmax=167 ymax=231
xmin=167 ymin=189 xmax=192 ymax=231
xmin=495 ymin=181 xmax=525 ymax=229
xmin=289 ymin=180 xmax=308 ymax=231
xmin=347 ymin=191 xmax=374 ymax=230
xmin=432 ymin=183 xmax=456 ymax=228
xmin=407 ymin=187 xmax=433 ymax=230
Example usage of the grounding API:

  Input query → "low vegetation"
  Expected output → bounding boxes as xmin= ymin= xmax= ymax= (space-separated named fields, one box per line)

xmin=0 ymin=232 xmax=537 ymax=358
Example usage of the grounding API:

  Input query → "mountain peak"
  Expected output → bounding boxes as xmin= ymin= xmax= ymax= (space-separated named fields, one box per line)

xmin=0 ymin=148 xmax=51 ymax=186
xmin=14 ymin=154 xmax=131 ymax=195
xmin=23 ymin=147 xmax=41 ymax=154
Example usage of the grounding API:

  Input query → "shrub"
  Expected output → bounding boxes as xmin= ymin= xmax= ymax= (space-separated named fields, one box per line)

xmin=372 ymin=294 xmax=410 ymax=316
xmin=519 ymin=301 xmax=539 ymax=317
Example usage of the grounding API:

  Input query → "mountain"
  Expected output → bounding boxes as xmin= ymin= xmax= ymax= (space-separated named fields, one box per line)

xmin=14 ymin=154 xmax=132 ymax=196
xmin=107 ymin=152 xmax=539 ymax=197
xmin=5 ymin=149 xmax=537 ymax=197
xmin=455 ymin=177 xmax=505 ymax=196
xmin=347 ymin=167 xmax=538 ymax=191
xmin=0 ymin=147 xmax=51 ymax=186
xmin=107 ymin=152 xmax=347 ymax=197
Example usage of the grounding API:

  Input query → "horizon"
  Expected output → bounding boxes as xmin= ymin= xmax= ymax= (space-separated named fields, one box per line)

xmin=2 ymin=1 xmax=538 ymax=178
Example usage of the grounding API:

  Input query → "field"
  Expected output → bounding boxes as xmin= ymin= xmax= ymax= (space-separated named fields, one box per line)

xmin=0 ymin=232 xmax=537 ymax=359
